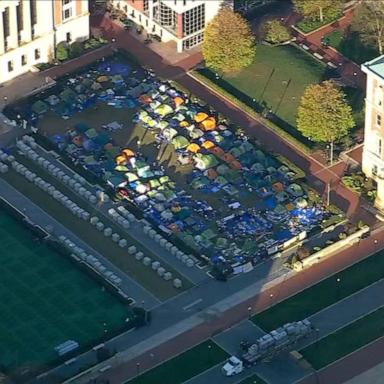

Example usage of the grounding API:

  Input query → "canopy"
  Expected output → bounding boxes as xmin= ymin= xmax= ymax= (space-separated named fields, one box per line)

xmin=202 ymin=140 xmax=215 ymax=150
xmin=194 ymin=153 xmax=219 ymax=170
xmin=155 ymin=104 xmax=173 ymax=116
xmin=210 ymin=146 xmax=225 ymax=157
xmin=223 ymin=153 xmax=236 ymax=163
xmin=122 ymin=149 xmax=135 ymax=158
xmin=187 ymin=143 xmax=200 ymax=153
xmin=139 ymin=94 xmax=152 ymax=104
xmin=172 ymin=135 xmax=189 ymax=149
xmin=216 ymin=164 xmax=230 ymax=175
xmin=125 ymin=172 xmax=138 ymax=182
xmin=157 ymin=120 xmax=169 ymax=130
xmin=174 ymin=96 xmax=184 ymax=107
xmin=97 ymin=75 xmax=109 ymax=82
xmin=200 ymin=117 xmax=216 ymax=131
xmin=115 ymin=155 xmax=126 ymax=165
xmin=194 ymin=112 xmax=208 ymax=123
xmin=180 ymin=121 xmax=190 ymax=128
xmin=163 ymin=127 xmax=178 ymax=140
xmin=189 ymin=128 xmax=204 ymax=139
xmin=205 ymin=168 xmax=218 ymax=180
xmin=230 ymin=160 xmax=242 ymax=170
xmin=32 ymin=100 xmax=48 ymax=115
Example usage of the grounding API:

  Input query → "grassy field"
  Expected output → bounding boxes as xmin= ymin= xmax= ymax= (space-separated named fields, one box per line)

xmin=301 ymin=306 xmax=384 ymax=369
xmin=325 ymin=30 xmax=378 ymax=65
xmin=220 ymin=44 xmax=326 ymax=127
xmin=2 ymin=165 xmax=192 ymax=300
xmin=252 ymin=249 xmax=384 ymax=332
xmin=0 ymin=210 xmax=130 ymax=371
xmin=126 ymin=340 xmax=229 ymax=384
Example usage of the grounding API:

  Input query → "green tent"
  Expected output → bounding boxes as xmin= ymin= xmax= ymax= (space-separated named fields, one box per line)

xmin=172 ymin=136 xmax=189 ymax=149
xmin=32 ymin=100 xmax=48 ymax=115
xmin=215 ymin=176 xmax=228 ymax=186
xmin=149 ymin=179 xmax=161 ymax=188
xmin=216 ymin=164 xmax=230 ymax=175
xmin=125 ymin=172 xmax=138 ymax=182
xmin=191 ymin=177 xmax=210 ymax=190
xmin=194 ymin=154 xmax=219 ymax=170
xmin=202 ymin=228 xmax=217 ymax=240
xmin=60 ymin=88 xmax=77 ymax=104
xmin=85 ymin=128 xmax=98 ymax=139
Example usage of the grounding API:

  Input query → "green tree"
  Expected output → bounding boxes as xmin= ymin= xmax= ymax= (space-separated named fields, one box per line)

xmin=352 ymin=1 xmax=384 ymax=54
xmin=297 ymin=81 xmax=355 ymax=164
xmin=264 ymin=20 xmax=291 ymax=44
xmin=202 ymin=7 xmax=255 ymax=74
xmin=69 ymin=41 xmax=84 ymax=58
xmin=292 ymin=0 xmax=343 ymax=22
xmin=55 ymin=42 xmax=68 ymax=61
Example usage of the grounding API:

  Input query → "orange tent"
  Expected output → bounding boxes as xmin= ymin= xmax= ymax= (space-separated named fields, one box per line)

xmin=206 ymin=168 xmax=218 ymax=180
xmin=139 ymin=94 xmax=152 ymax=104
xmin=223 ymin=153 xmax=236 ymax=163
xmin=115 ymin=155 xmax=126 ymax=165
xmin=210 ymin=146 xmax=225 ymax=157
xmin=194 ymin=112 xmax=208 ymax=123
xmin=230 ymin=160 xmax=242 ymax=170
xmin=202 ymin=140 xmax=215 ymax=150
xmin=200 ymin=117 xmax=216 ymax=131
xmin=174 ymin=96 xmax=184 ymax=107
xmin=186 ymin=143 xmax=200 ymax=153
xmin=122 ymin=148 xmax=135 ymax=158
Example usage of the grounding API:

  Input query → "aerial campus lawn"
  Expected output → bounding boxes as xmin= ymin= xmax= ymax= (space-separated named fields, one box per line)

xmin=197 ymin=44 xmax=364 ymax=134
xmin=1 ymin=163 xmax=190 ymax=301
xmin=252 ymin=248 xmax=384 ymax=332
xmin=301 ymin=306 xmax=384 ymax=369
xmin=0 ymin=209 xmax=130 ymax=372
xmin=126 ymin=340 xmax=229 ymax=384
xmin=6 ymin=53 xmax=343 ymax=278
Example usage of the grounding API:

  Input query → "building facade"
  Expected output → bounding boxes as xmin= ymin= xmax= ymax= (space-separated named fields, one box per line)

xmin=362 ymin=56 xmax=384 ymax=210
xmin=0 ymin=0 xmax=89 ymax=84
xmin=113 ymin=0 xmax=232 ymax=52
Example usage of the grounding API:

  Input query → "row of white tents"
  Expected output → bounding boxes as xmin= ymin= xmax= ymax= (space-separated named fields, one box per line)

xmin=58 ymin=234 xmax=123 ymax=287
xmin=143 ymin=224 xmax=196 ymax=268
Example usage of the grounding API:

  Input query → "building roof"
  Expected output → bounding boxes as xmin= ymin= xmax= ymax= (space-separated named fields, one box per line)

xmin=362 ymin=55 xmax=384 ymax=79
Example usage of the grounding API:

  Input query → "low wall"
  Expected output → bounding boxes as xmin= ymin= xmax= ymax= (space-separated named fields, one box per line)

xmin=293 ymin=226 xmax=370 ymax=271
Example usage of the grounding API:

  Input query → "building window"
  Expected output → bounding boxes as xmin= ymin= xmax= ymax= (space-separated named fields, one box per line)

xmin=8 ymin=61 xmax=13 ymax=72
xmin=17 ymin=2 xmax=24 ymax=32
xmin=66 ymin=32 xmax=72 ymax=42
xmin=63 ymin=8 xmax=72 ymax=20
xmin=124 ymin=5 xmax=128 ymax=12
xmin=144 ymin=0 xmax=149 ymax=12
xmin=156 ymin=2 xmax=176 ymax=33
xmin=3 ymin=7 xmax=10 ymax=38
xmin=182 ymin=31 xmax=204 ymax=50
xmin=377 ymin=114 xmax=382 ymax=127
xmin=373 ymin=165 xmax=378 ymax=176
xmin=30 ymin=0 xmax=37 ymax=25
xmin=21 ymin=55 xmax=27 ymax=66
xmin=34 ymin=48 xmax=41 ymax=60
xmin=63 ymin=0 xmax=72 ymax=4
xmin=183 ymin=4 xmax=205 ymax=37
xmin=131 ymin=9 xmax=135 ymax=18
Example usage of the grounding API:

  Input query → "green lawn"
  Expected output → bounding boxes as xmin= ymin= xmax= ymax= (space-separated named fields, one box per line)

xmin=296 ymin=14 xmax=342 ymax=34
xmin=252 ymin=249 xmax=384 ymax=332
xmin=325 ymin=30 xmax=378 ymax=65
xmin=0 ymin=210 xmax=130 ymax=371
xmin=2 ymin=166 xmax=191 ymax=300
xmin=239 ymin=374 xmax=267 ymax=384
xmin=126 ymin=340 xmax=229 ymax=384
xmin=301 ymin=306 xmax=384 ymax=369
xmin=217 ymin=44 xmax=326 ymax=128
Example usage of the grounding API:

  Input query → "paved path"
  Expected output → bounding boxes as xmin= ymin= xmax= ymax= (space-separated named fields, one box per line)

xmin=184 ymin=277 xmax=384 ymax=384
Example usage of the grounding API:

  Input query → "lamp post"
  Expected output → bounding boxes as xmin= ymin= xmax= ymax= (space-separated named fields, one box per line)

xmin=336 ymin=277 xmax=341 ymax=300
xmin=136 ymin=362 xmax=140 ymax=377
xmin=247 ymin=306 xmax=252 ymax=319
xmin=269 ymin=293 xmax=274 ymax=308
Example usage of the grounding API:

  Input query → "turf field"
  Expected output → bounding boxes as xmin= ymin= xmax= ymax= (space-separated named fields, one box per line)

xmin=0 ymin=210 xmax=130 ymax=371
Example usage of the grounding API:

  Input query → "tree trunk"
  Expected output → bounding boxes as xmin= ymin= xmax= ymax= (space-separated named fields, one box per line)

xmin=319 ymin=6 xmax=323 ymax=22
xmin=330 ymin=141 xmax=334 ymax=165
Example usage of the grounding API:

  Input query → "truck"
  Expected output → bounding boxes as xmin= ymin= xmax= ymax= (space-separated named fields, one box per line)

xmin=221 ymin=319 xmax=313 ymax=376
xmin=221 ymin=356 xmax=244 ymax=376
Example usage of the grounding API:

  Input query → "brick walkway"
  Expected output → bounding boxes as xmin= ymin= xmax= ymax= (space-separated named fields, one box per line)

xmin=289 ymin=8 xmax=365 ymax=89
